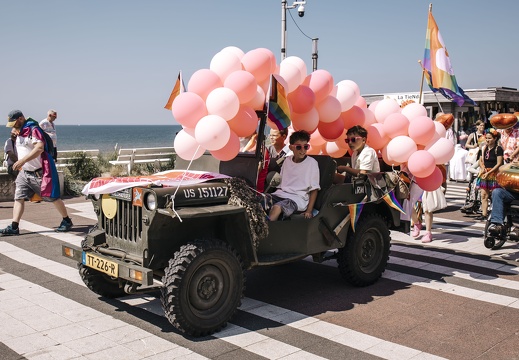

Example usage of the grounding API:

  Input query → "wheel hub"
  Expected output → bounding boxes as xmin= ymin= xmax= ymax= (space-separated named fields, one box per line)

xmin=189 ymin=265 xmax=224 ymax=311
xmin=198 ymin=276 xmax=217 ymax=299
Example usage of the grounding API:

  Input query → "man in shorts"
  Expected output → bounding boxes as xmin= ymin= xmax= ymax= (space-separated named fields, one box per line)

xmin=0 ymin=110 xmax=73 ymax=236
xmin=267 ymin=130 xmax=320 ymax=221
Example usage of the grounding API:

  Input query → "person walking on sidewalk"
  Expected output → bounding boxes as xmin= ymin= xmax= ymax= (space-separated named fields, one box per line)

xmin=39 ymin=109 xmax=58 ymax=161
xmin=0 ymin=110 xmax=73 ymax=236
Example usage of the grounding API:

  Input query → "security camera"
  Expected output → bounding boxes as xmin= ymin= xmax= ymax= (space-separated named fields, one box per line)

xmin=297 ymin=4 xmax=305 ymax=17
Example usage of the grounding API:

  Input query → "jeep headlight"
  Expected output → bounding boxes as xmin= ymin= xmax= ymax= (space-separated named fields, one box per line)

xmin=145 ymin=192 xmax=157 ymax=210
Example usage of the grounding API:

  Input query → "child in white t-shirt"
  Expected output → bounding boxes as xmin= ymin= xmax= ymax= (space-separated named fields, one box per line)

xmin=268 ymin=130 xmax=320 ymax=221
xmin=334 ymin=125 xmax=380 ymax=183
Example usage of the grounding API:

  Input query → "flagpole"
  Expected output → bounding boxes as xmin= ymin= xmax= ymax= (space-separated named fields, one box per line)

xmin=418 ymin=60 xmax=425 ymax=104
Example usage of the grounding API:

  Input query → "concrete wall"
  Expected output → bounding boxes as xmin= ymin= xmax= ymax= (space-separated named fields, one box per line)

xmin=0 ymin=171 xmax=65 ymax=202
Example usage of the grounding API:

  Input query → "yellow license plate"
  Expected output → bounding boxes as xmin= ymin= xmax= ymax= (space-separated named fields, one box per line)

xmin=83 ymin=252 xmax=118 ymax=277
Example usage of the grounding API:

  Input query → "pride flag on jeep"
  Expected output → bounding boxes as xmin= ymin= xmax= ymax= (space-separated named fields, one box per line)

xmin=267 ymin=74 xmax=291 ymax=130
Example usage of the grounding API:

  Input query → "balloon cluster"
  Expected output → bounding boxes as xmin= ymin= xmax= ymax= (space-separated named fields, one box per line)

xmin=172 ymin=46 xmax=454 ymax=191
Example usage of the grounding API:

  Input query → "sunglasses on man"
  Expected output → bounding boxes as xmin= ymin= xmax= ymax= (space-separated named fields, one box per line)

xmin=344 ymin=136 xmax=364 ymax=144
xmin=293 ymin=144 xmax=310 ymax=151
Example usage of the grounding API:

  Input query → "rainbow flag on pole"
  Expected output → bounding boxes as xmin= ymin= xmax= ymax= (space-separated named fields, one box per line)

xmin=423 ymin=7 xmax=475 ymax=106
xmin=267 ymin=74 xmax=291 ymax=130
xmin=164 ymin=71 xmax=186 ymax=110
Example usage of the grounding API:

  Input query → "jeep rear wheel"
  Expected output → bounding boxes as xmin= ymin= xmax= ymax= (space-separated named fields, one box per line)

xmin=78 ymin=263 xmax=126 ymax=298
xmin=161 ymin=239 xmax=245 ymax=337
xmin=337 ymin=213 xmax=390 ymax=286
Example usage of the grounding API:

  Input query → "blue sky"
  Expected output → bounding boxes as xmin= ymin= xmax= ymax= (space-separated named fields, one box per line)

xmin=2 ymin=0 xmax=516 ymax=125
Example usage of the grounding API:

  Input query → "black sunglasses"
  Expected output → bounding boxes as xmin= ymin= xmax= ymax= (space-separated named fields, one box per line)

xmin=294 ymin=144 xmax=310 ymax=151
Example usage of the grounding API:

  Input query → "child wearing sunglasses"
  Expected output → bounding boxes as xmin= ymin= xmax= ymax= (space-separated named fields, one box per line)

xmin=267 ymin=130 xmax=320 ymax=221
xmin=334 ymin=125 xmax=380 ymax=184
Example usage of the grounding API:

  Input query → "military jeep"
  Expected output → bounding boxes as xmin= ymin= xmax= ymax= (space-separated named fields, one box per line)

xmin=62 ymin=111 xmax=409 ymax=337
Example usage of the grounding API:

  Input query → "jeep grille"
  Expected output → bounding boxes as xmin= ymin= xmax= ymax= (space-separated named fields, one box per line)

xmin=101 ymin=199 xmax=142 ymax=242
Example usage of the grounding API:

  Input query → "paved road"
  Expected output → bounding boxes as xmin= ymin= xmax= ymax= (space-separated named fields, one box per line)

xmin=0 ymin=182 xmax=518 ymax=360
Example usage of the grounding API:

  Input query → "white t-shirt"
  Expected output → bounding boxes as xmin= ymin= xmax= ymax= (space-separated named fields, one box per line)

xmin=352 ymin=144 xmax=380 ymax=172
xmin=273 ymin=155 xmax=320 ymax=211
xmin=40 ymin=119 xmax=57 ymax=146
xmin=17 ymin=129 xmax=43 ymax=171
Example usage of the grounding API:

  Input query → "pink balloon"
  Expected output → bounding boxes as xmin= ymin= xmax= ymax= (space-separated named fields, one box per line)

xmin=415 ymin=167 xmax=443 ymax=191
xmin=386 ymin=136 xmax=417 ymax=163
xmin=288 ymin=85 xmax=315 ymax=113
xmin=434 ymin=121 xmax=447 ymax=138
xmin=335 ymin=80 xmax=360 ymax=112
xmin=210 ymin=51 xmax=242 ymax=82
xmin=383 ymin=113 xmax=410 ymax=138
xmin=354 ymin=96 xmax=367 ymax=109
xmin=362 ymin=108 xmax=377 ymax=127
xmin=366 ymin=123 xmax=390 ymax=151
xmin=401 ymin=103 xmax=427 ymax=121
xmin=309 ymin=128 xmax=327 ymax=146
xmin=317 ymin=118 xmax=344 ymax=141
xmin=408 ymin=115 xmax=435 ymax=145
xmin=241 ymin=48 xmax=273 ymax=83
xmin=407 ymin=150 xmax=436 ymax=178
xmin=227 ymin=106 xmax=258 ymax=137
xmin=256 ymin=48 xmax=277 ymax=75
xmin=206 ymin=87 xmax=240 ymax=120
xmin=326 ymin=142 xmax=348 ymax=158
xmin=425 ymin=137 xmax=455 ymax=164
xmin=224 ymin=70 xmax=257 ymax=104
xmin=187 ymin=69 xmax=223 ymax=101
xmin=316 ymin=95 xmax=342 ymax=123
xmin=279 ymin=61 xmax=303 ymax=93
xmin=306 ymin=143 xmax=323 ymax=155
xmin=210 ymin=131 xmax=240 ymax=161
xmin=283 ymin=56 xmax=307 ymax=75
xmin=243 ymin=85 xmax=266 ymax=111
xmin=368 ymin=100 xmax=380 ymax=112
xmin=195 ymin=114 xmax=231 ymax=151
xmin=174 ymin=128 xmax=205 ymax=161
xmin=292 ymin=108 xmax=319 ymax=133
xmin=374 ymin=98 xmax=401 ymax=123
xmin=171 ymin=92 xmax=208 ymax=128
xmin=381 ymin=146 xmax=402 ymax=166
xmin=220 ymin=46 xmax=245 ymax=60
xmin=303 ymin=69 xmax=334 ymax=103
xmin=341 ymin=106 xmax=365 ymax=128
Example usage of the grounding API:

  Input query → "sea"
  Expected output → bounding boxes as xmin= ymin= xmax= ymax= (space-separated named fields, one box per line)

xmin=0 ymin=125 xmax=183 ymax=155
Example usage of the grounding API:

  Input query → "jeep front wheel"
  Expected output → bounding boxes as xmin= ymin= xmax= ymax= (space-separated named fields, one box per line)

xmin=337 ymin=213 xmax=390 ymax=286
xmin=161 ymin=239 xmax=245 ymax=337
xmin=78 ymin=263 xmax=126 ymax=298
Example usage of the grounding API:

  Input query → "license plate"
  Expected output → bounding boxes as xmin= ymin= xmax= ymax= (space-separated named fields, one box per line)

xmin=83 ymin=252 xmax=118 ymax=277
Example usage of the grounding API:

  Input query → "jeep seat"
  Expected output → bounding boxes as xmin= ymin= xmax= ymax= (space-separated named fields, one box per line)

xmin=310 ymin=155 xmax=337 ymax=210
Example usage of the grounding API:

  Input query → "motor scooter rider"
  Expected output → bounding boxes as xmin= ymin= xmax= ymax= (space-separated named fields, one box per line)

xmin=488 ymin=161 xmax=519 ymax=238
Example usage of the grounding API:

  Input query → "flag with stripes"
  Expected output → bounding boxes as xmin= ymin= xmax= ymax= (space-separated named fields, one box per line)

xmin=267 ymin=74 xmax=291 ymax=130
xmin=164 ymin=71 xmax=186 ymax=110
xmin=423 ymin=9 xmax=476 ymax=106
xmin=348 ymin=203 xmax=364 ymax=232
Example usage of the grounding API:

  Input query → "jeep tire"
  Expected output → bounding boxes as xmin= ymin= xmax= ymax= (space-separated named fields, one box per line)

xmin=337 ymin=213 xmax=390 ymax=286
xmin=161 ymin=239 xmax=245 ymax=336
xmin=78 ymin=263 xmax=127 ymax=298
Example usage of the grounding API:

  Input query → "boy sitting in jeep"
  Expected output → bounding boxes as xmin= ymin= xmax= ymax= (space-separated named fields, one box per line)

xmin=266 ymin=130 xmax=320 ymax=221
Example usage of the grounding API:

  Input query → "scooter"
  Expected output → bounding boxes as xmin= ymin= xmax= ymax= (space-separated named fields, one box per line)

xmin=484 ymin=200 xmax=519 ymax=250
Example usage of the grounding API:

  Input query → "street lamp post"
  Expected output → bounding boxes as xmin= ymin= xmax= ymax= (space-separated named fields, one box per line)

xmin=281 ymin=0 xmax=306 ymax=61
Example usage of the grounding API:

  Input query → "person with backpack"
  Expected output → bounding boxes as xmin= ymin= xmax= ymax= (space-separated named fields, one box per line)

xmin=3 ymin=128 xmax=19 ymax=178
xmin=0 ymin=110 xmax=72 ymax=236
xmin=474 ymin=128 xmax=503 ymax=220
xmin=39 ymin=109 xmax=58 ymax=161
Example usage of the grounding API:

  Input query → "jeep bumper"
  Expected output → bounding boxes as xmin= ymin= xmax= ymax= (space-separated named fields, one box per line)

xmin=62 ymin=244 xmax=155 ymax=286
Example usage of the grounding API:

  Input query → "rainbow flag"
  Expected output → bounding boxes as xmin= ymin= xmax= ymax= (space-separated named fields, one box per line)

xmin=267 ymin=74 xmax=291 ymax=130
xmin=382 ymin=192 xmax=405 ymax=215
xmin=348 ymin=203 xmax=364 ymax=232
xmin=164 ymin=71 xmax=186 ymax=110
xmin=423 ymin=9 xmax=475 ymax=106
